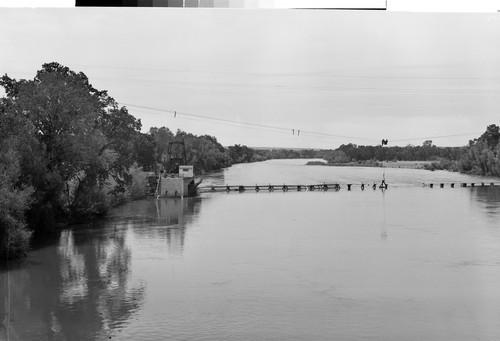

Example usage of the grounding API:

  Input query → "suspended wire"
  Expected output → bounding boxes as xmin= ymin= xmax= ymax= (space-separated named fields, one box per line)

xmin=122 ymin=103 xmax=380 ymax=143
xmin=6 ymin=60 xmax=495 ymax=95
xmin=390 ymin=132 xmax=483 ymax=143
xmin=2 ymin=60 xmax=490 ymax=145
xmin=92 ymin=76 xmax=500 ymax=95
xmin=4 ymin=59 xmax=500 ymax=81
xmin=137 ymin=109 xmax=299 ymax=136
xmin=136 ymin=109 xmax=373 ymax=142
xmin=125 ymin=103 xmax=482 ymax=144
xmin=124 ymin=103 xmax=291 ymax=133
xmin=298 ymin=130 xmax=376 ymax=142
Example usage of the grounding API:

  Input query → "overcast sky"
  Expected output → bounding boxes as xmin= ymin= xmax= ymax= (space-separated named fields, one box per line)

xmin=1 ymin=6 xmax=499 ymax=148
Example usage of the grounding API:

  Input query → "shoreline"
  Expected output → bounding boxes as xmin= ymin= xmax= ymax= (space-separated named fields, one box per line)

xmin=380 ymin=161 xmax=434 ymax=169
xmin=307 ymin=160 xmax=434 ymax=170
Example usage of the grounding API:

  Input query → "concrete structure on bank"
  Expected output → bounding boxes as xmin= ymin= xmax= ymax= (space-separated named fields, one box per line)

xmin=157 ymin=165 xmax=199 ymax=198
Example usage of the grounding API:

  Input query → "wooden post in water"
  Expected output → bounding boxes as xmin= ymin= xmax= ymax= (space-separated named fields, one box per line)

xmin=440 ymin=183 xmax=444 ymax=188
xmin=347 ymin=184 xmax=352 ymax=191
xmin=451 ymin=183 xmax=455 ymax=188
xmin=430 ymin=183 xmax=434 ymax=188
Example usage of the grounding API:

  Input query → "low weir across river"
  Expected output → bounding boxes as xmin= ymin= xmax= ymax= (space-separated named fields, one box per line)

xmin=198 ymin=181 xmax=499 ymax=193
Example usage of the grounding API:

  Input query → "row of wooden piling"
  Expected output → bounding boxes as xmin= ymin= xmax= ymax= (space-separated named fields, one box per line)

xmin=426 ymin=182 xmax=497 ymax=188
xmin=199 ymin=181 xmax=499 ymax=193
xmin=199 ymin=182 xmax=388 ymax=193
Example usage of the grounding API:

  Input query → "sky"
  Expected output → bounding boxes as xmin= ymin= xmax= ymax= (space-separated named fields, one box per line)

xmin=1 ymin=3 xmax=500 ymax=149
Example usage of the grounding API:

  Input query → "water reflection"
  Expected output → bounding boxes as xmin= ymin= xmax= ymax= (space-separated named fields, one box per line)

xmin=470 ymin=187 xmax=500 ymax=222
xmin=115 ymin=198 xmax=201 ymax=254
xmin=1 ymin=221 xmax=145 ymax=340
xmin=3 ymin=162 xmax=500 ymax=341
xmin=380 ymin=188 xmax=389 ymax=241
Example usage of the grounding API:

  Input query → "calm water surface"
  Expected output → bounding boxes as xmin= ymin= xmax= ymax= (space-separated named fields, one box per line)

xmin=1 ymin=160 xmax=500 ymax=340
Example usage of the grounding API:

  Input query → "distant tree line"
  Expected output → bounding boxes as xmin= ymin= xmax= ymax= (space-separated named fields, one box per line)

xmin=316 ymin=125 xmax=500 ymax=176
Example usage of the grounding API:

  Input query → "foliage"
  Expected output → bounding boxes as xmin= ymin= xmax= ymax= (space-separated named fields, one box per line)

xmin=1 ymin=62 xmax=143 ymax=234
xmin=478 ymin=124 xmax=500 ymax=150
xmin=332 ymin=141 xmax=466 ymax=163
xmin=95 ymin=105 xmax=142 ymax=195
xmin=149 ymin=126 xmax=175 ymax=169
xmin=323 ymin=150 xmax=350 ymax=164
xmin=423 ymin=158 xmax=460 ymax=172
xmin=227 ymin=144 xmax=255 ymax=164
xmin=458 ymin=126 xmax=500 ymax=176
xmin=70 ymin=180 xmax=110 ymax=221
xmin=182 ymin=132 xmax=231 ymax=173
xmin=143 ymin=128 xmax=231 ymax=175
xmin=134 ymin=133 xmax=156 ymax=172
xmin=0 ymin=139 xmax=33 ymax=259
xmin=127 ymin=166 xmax=148 ymax=201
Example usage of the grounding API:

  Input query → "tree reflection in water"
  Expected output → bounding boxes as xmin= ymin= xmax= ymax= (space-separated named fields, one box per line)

xmin=1 ymin=197 xmax=200 ymax=339
xmin=470 ymin=187 xmax=500 ymax=223
xmin=1 ymin=220 xmax=145 ymax=340
xmin=128 ymin=197 xmax=201 ymax=255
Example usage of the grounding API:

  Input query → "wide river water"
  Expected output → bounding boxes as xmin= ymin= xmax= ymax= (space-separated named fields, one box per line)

xmin=1 ymin=159 xmax=500 ymax=340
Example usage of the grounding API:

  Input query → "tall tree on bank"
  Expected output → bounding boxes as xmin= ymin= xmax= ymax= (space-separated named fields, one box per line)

xmin=460 ymin=124 xmax=500 ymax=176
xmin=0 ymin=62 xmax=142 ymax=231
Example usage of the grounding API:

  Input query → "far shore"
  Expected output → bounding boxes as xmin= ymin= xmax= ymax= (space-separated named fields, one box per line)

xmin=307 ymin=160 xmax=434 ymax=170
xmin=380 ymin=160 xmax=434 ymax=169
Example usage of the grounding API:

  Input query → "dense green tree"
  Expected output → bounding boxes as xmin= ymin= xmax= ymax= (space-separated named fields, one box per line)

xmin=183 ymin=133 xmax=230 ymax=173
xmin=459 ymin=126 xmax=500 ymax=176
xmin=1 ymin=63 xmax=112 ymax=224
xmin=228 ymin=144 xmax=255 ymax=164
xmin=0 ymin=137 xmax=33 ymax=259
xmin=95 ymin=105 xmax=142 ymax=193
xmin=145 ymin=128 xmax=231 ymax=174
xmin=133 ymin=133 xmax=157 ymax=172
xmin=422 ymin=140 xmax=433 ymax=148
xmin=1 ymin=62 xmax=145 ymax=227
xmin=478 ymin=124 xmax=500 ymax=151
xmin=149 ymin=126 xmax=175 ymax=170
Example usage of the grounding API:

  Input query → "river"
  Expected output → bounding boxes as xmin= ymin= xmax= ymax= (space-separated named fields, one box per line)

xmin=1 ymin=159 xmax=500 ymax=340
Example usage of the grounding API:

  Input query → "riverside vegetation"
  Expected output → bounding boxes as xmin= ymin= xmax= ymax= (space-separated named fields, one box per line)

xmin=1 ymin=63 xmax=499 ymax=259
xmin=1 ymin=63 xmax=241 ymax=259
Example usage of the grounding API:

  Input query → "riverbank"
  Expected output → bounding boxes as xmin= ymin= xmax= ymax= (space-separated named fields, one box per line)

xmin=380 ymin=160 xmax=434 ymax=169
